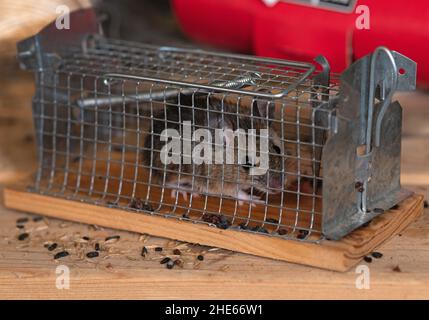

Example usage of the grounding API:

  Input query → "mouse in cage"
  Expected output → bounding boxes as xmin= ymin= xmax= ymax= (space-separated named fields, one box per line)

xmin=142 ymin=92 xmax=299 ymax=206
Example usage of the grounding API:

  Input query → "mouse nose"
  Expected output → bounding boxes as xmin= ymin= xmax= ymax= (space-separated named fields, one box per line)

xmin=269 ymin=176 xmax=282 ymax=190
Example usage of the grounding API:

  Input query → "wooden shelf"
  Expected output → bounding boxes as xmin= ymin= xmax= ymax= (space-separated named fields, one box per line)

xmin=3 ymin=187 xmax=423 ymax=272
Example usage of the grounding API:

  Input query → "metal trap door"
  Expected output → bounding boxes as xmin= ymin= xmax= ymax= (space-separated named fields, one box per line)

xmin=322 ymin=48 xmax=417 ymax=240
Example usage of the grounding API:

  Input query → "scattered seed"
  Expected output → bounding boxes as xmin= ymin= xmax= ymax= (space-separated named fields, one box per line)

xmin=197 ymin=255 xmax=204 ymax=261
xmin=373 ymin=208 xmax=385 ymax=214
xmin=82 ymin=236 xmax=90 ymax=241
xmin=392 ymin=265 xmax=402 ymax=272
xmin=361 ymin=220 xmax=371 ymax=228
xmin=54 ymin=251 xmax=69 ymax=260
xmin=154 ymin=247 xmax=163 ymax=252
xmin=141 ymin=246 xmax=148 ymax=257
xmin=354 ymin=181 xmax=363 ymax=190
xmin=202 ymin=214 xmax=231 ymax=229
xmin=278 ymin=228 xmax=288 ymax=235
xmin=43 ymin=243 xmax=50 ymax=248
xmin=86 ymin=251 xmax=99 ymax=258
xmin=105 ymin=235 xmax=120 ymax=243
xmin=95 ymin=243 xmax=101 ymax=251
xmin=130 ymin=198 xmax=154 ymax=211
xmin=363 ymin=256 xmax=372 ymax=263
xmin=251 ymin=226 xmax=268 ymax=233
xmin=32 ymin=216 xmax=43 ymax=222
xmin=16 ymin=224 xmax=25 ymax=229
xmin=16 ymin=217 xmax=29 ymax=224
xmin=220 ymin=265 xmax=230 ymax=272
xmin=47 ymin=243 xmax=58 ymax=251
xmin=166 ymin=260 xmax=175 ymax=269
xmin=238 ymin=223 xmax=249 ymax=230
xmin=296 ymin=230 xmax=309 ymax=240
xmin=424 ymin=200 xmax=428 ymax=208
xmin=174 ymin=259 xmax=184 ymax=267
xmin=18 ymin=233 xmax=29 ymax=241
xmin=371 ymin=252 xmax=383 ymax=259
xmin=173 ymin=249 xmax=181 ymax=255
xmin=160 ymin=257 xmax=171 ymax=264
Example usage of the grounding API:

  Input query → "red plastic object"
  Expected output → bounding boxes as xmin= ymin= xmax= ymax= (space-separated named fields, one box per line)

xmin=172 ymin=0 xmax=429 ymax=87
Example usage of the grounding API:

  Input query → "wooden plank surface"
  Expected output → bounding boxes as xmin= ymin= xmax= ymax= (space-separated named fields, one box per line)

xmin=3 ymin=187 xmax=424 ymax=273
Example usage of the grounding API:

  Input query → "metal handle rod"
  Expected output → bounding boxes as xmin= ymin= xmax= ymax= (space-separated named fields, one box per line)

xmin=76 ymin=73 xmax=261 ymax=108
xmin=98 ymin=67 xmax=314 ymax=100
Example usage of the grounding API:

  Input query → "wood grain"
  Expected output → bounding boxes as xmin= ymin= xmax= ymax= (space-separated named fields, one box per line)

xmin=3 ymin=187 xmax=424 ymax=272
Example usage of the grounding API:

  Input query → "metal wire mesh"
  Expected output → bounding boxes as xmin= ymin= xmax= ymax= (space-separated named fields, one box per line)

xmin=30 ymin=36 xmax=340 ymax=242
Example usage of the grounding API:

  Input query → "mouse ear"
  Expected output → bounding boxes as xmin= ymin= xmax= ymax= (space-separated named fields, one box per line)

xmin=252 ymin=99 xmax=274 ymax=120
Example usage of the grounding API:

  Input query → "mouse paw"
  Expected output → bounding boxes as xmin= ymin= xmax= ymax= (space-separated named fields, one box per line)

xmin=170 ymin=189 xmax=189 ymax=201
xmin=170 ymin=189 xmax=200 ymax=202
xmin=237 ymin=190 xmax=265 ymax=207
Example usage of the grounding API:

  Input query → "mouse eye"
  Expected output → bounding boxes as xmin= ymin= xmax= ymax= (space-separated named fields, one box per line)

xmin=272 ymin=145 xmax=281 ymax=154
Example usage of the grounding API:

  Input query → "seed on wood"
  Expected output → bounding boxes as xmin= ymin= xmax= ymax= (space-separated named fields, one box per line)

xmin=141 ymin=246 xmax=148 ymax=257
xmin=86 ymin=251 xmax=99 ymax=258
xmin=361 ymin=220 xmax=371 ymax=228
xmin=371 ymin=252 xmax=383 ymax=259
xmin=424 ymin=200 xmax=428 ymax=208
xmin=16 ymin=217 xmax=29 ymax=224
xmin=32 ymin=216 xmax=43 ymax=222
xmin=43 ymin=243 xmax=50 ymax=248
xmin=95 ymin=243 xmax=101 ymax=251
xmin=16 ymin=224 xmax=25 ymax=229
xmin=392 ymin=265 xmax=402 ymax=272
xmin=48 ymin=243 xmax=58 ymax=251
xmin=82 ymin=236 xmax=90 ymax=241
xmin=105 ymin=235 xmax=120 ymax=243
xmin=296 ymin=230 xmax=309 ymax=240
xmin=160 ymin=257 xmax=171 ymax=264
xmin=373 ymin=208 xmax=384 ymax=214
xmin=354 ymin=181 xmax=363 ymax=190
xmin=54 ymin=251 xmax=69 ymax=260
xmin=166 ymin=260 xmax=175 ymax=269
xmin=202 ymin=213 xmax=231 ymax=229
xmin=238 ymin=223 xmax=249 ymax=230
xmin=154 ymin=247 xmax=163 ymax=252
xmin=129 ymin=198 xmax=154 ymax=211
xmin=197 ymin=255 xmax=204 ymax=261
xmin=278 ymin=228 xmax=288 ymax=235
xmin=251 ymin=226 xmax=268 ymax=233
xmin=173 ymin=249 xmax=181 ymax=255
xmin=363 ymin=256 xmax=372 ymax=263
xmin=18 ymin=233 xmax=29 ymax=241
xmin=174 ymin=259 xmax=184 ymax=268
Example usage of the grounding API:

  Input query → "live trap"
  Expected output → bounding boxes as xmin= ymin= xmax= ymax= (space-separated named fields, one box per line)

xmin=4 ymin=10 xmax=424 ymax=271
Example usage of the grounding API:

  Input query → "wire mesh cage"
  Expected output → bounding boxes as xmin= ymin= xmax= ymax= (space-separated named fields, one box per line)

xmin=17 ymin=10 xmax=417 ymax=243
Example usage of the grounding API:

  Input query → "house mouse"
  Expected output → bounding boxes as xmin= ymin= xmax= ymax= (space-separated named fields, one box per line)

xmin=142 ymin=92 xmax=295 ymax=205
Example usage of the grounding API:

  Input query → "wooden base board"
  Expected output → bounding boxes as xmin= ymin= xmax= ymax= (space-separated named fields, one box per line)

xmin=3 ymin=187 xmax=424 ymax=271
